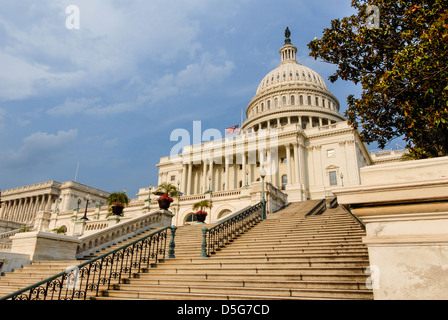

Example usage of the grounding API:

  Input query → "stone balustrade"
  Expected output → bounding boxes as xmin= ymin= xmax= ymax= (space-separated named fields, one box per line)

xmin=75 ymin=209 xmax=174 ymax=259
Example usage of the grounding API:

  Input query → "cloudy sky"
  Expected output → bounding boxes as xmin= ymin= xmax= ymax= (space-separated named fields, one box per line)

xmin=0 ymin=0 xmax=392 ymax=197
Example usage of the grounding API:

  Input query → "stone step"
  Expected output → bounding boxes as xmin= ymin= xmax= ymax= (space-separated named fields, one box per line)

xmin=108 ymin=283 xmax=372 ymax=299
xmin=120 ymin=277 xmax=371 ymax=290
xmin=140 ymin=265 xmax=367 ymax=275
xmin=133 ymin=271 xmax=369 ymax=282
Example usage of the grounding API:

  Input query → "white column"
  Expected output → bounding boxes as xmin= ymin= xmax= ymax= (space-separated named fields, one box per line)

xmin=225 ymin=156 xmax=230 ymax=191
xmin=299 ymin=143 xmax=306 ymax=190
xmin=202 ymin=160 xmax=208 ymax=193
xmin=293 ymin=143 xmax=301 ymax=185
xmin=209 ymin=160 xmax=214 ymax=191
xmin=187 ymin=163 xmax=193 ymax=195
xmin=181 ymin=164 xmax=187 ymax=194
xmin=242 ymin=152 xmax=247 ymax=186
xmin=286 ymin=144 xmax=292 ymax=185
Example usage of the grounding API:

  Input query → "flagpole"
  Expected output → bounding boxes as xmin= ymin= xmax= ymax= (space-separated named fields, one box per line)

xmin=74 ymin=161 xmax=79 ymax=182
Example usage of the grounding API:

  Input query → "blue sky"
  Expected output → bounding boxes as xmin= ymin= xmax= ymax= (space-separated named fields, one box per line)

xmin=0 ymin=0 xmax=395 ymax=197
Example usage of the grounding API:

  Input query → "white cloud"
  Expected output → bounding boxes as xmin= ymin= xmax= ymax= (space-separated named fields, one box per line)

xmin=1 ymin=129 xmax=78 ymax=168
xmin=47 ymin=97 xmax=101 ymax=116
xmin=140 ymin=54 xmax=235 ymax=104
xmin=47 ymin=97 xmax=136 ymax=117
xmin=0 ymin=0 xmax=227 ymax=101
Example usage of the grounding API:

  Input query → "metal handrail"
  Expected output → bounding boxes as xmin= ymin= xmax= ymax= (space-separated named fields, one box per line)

xmin=305 ymin=199 xmax=327 ymax=217
xmin=200 ymin=202 xmax=263 ymax=258
xmin=0 ymin=226 xmax=177 ymax=300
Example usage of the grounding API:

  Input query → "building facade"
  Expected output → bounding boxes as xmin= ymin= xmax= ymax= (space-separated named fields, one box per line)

xmin=155 ymin=30 xmax=388 ymax=204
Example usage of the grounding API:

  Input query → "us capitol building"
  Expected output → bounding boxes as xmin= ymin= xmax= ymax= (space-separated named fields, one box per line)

xmin=1 ymin=29 xmax=447 ymax=301
xmin=0 ymin=29 xmax=404 ymax=230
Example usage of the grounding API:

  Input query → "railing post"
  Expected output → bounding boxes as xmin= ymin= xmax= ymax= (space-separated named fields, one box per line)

xmin=168 ymin=226 xmax=177 ymax=259
xmin=200 ymin=227 xmax=209 ymax=258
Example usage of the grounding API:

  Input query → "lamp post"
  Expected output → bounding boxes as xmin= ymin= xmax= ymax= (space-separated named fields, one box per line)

xmin=81 ymin=194 xmax=90 ymax=221
xmin=260 ymin=167 xmax=267 ymax=220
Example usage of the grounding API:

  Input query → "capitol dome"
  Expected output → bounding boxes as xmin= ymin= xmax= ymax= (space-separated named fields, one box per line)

xmin=241 ymin=28 xmax=345 ymax=133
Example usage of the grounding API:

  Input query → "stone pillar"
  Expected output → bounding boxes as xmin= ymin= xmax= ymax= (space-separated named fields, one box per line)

xmin=181 ymin=164 xmax=187 ymax=194
xmin=187 ymin=163 xmax=193 ymax=195
xmin=209 ymin=160 xmax=214 ymax=191
xmin=242 ymin=152 xmax=247 ymax=187
xmin=293 ymin=143 xmax=301 ymax=185
xmin=225 ymin=156 xmax=230 ymax=191
xmin=286 ymin=144 xmax=292 ymax=186
xmin=202 ymin=160 xmax=208 ymax=193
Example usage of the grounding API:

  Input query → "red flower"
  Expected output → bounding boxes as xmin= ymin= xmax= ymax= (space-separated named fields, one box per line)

xmin=114 ymin=203 xmax=124 ymax=207
xmin=159 ymin=195 xmax=174 ymax=203
xmin=196 ymin=210 xmax=208 ymax=215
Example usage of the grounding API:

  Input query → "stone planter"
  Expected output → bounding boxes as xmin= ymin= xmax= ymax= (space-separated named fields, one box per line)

xmin=158 ymin=198 xmax=171 ymax=210
xmin=195 ymin=213 xmax=207 ymax=223
xmin=111 ymin=205 xmax=124 ymax=216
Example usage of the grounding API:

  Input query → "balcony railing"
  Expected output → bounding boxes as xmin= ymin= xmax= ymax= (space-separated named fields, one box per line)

xmin=200 ymin=202 xmax=263 ymax=258
xmin=0 ymin=226 xmax=177 ymax=300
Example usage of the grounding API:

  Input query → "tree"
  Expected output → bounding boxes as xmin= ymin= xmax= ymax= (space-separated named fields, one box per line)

xmin=308 ymin=0 xmax=448 ymax=158
xmin=192 ymin=200 xmax=213 ymax=213
xmin=154 ymin=182 xmax=179 ymax=198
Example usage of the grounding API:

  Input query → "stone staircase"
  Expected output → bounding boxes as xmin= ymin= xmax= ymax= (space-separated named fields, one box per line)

xmin=0 ymin=201 xmax=373 ymax=300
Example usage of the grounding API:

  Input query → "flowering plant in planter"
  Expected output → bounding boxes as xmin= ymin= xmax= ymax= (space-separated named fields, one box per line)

xmin=154 ymin=183 xmax=179 ymax=210
xmin=106 ymin=191 xmax=129 ymax=217
xmin=192 ymin=200 xmax=212 ymax=223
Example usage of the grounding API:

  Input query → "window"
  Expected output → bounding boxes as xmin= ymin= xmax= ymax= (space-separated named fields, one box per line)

xmin=185 ymin=213 xmax=198 ymax=223
xmin=274 ymin=98 xmax=278 ymax=107
xmin=315 ymin=97 xmax=319 ymax=106
xmin=267 ymin=100 xmax=271 ymax=109
xmin=170 ymin=175 xmax=176 ymax=181
xmin=281 ymin=157 xmax=287 ymax=163
xmin=261 ymin=103 xmax=264 ymax=111
xmin=327 ymin=149 xmax=335 ymax=158
xmin=299 ymin=95 xmax=303 ymax=105
xmin=329 ymin=171 xmax=338 ymax=186
xmin=322 ymin=98 xmax=326 ymax=108
xmin=282 ymin=175 xmax=288 ymax=190
xmin=282 ymin=96 xmax=286 ymax=105
xmin=307 ymin=96 xmax=312 ymax=105
xmin=291 ymin=95 xmax=295 ymax=105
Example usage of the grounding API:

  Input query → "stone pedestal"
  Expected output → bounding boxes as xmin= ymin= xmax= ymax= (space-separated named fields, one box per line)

xmin=33 ymin=211 xmax=52 ymax=232
xmin=10 ymin=231 xmax=81 ymax=261
xmin=73 ymin=219 xmax=87 ymax=237
xmin=334 ymin=156 xmax=448 ymax=300
xmin=107 ymin=215 xmax=121 ymax=227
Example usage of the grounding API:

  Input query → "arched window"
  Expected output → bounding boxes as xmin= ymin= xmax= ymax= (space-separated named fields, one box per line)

xmin=315 ymin=97 xmax=319 ymax=106
xmin=218 ymin=209 xmax=232 ymax=219
xmin=282 ymin=96 xmax=286 ymax=105
xmin=185 ymin=213 xmax=198 ymax=224
xmin=307 ymin=96 xmax=312 ymax=105
xmin=291 ymin=95 xmax=295 ymax=105
xmin=274 ymin=98 xmax=278 ymax=107
xmin=282 ymin=175 xmax=288 ymax=190
xmin=267 ymin=100 xmax=271 ymax=109
xmin=299 ymin=95 xmax=303 ymax=105
xmin=261 ymin=103 xmax=264 ymax=111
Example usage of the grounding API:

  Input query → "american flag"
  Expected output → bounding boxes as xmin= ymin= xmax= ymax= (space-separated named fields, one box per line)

xmin=225 ymin=124 xmax=240 ymax=135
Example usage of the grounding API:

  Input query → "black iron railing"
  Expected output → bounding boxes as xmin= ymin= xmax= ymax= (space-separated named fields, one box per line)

xmin=329 ymin=197 xmax=338 ymax=209
xmin=0 ymin=226 xmax=177 ymax=300
xmin=200 ymin=202 xmax=264 ymax=258
xmin=305 ymin=199 xmax=327 ymax=216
